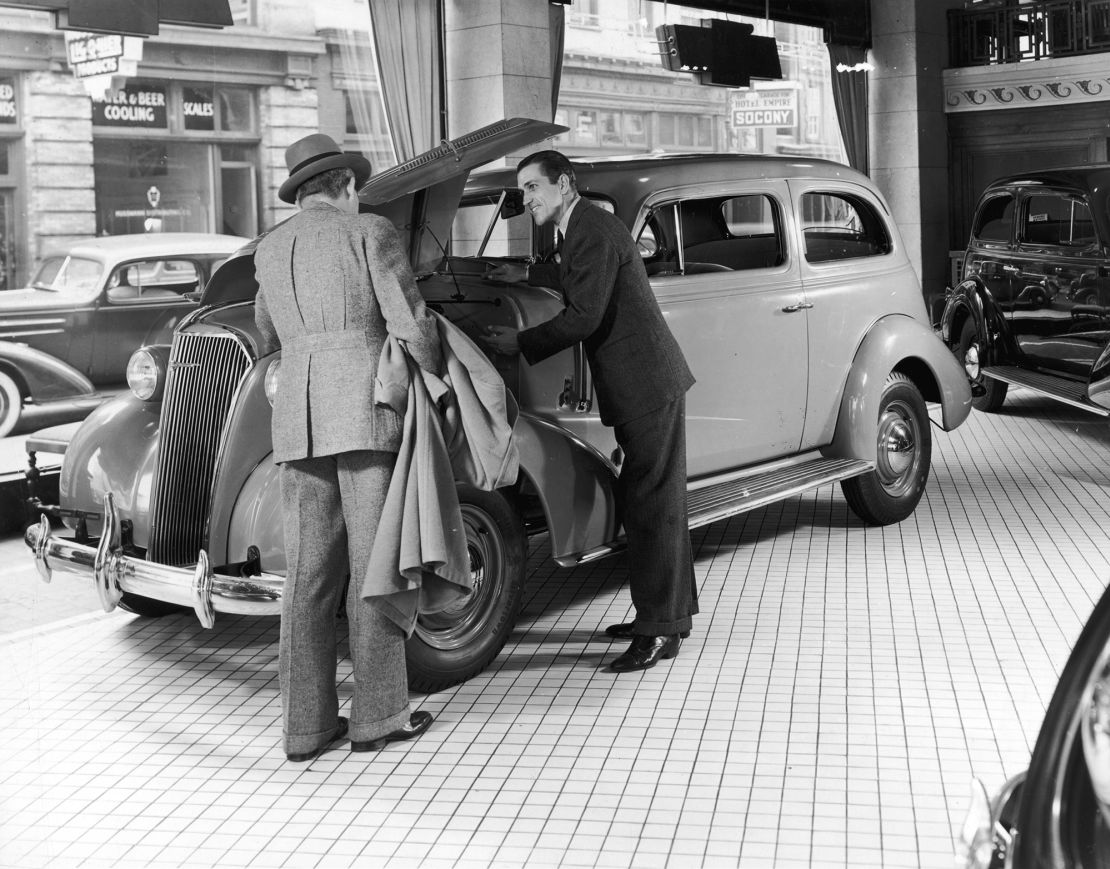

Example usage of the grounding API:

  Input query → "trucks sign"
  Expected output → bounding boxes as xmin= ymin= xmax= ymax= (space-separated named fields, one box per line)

xmin=730 ymin=89 xmax=797 ymax=128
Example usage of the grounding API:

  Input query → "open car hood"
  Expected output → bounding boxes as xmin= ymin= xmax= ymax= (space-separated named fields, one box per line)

xmin=359 ymin=117 xmax=566 ymax=275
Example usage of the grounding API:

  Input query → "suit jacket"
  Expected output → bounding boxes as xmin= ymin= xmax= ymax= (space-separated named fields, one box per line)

xmin=519 ymin=198 xmax=694 ymax=426
xmin=254 ymin=202 xmax=441 ymax=463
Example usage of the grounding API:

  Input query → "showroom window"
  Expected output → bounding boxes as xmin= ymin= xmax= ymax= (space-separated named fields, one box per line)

xmin=801 ymin=192 xmax=892 ymax=263
xmin=0 ymin=75 xmax=19 ymax=290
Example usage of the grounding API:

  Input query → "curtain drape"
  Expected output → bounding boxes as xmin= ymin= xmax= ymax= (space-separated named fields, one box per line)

xmin=549 ymin=4 xmax=565 ymax=121
xmin=367 ymin=0 xmax=441 ymax=163
xmin=827 ymin=43 xmax=869 ymax=175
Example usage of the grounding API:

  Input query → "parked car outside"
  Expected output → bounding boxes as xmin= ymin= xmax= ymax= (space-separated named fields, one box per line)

xmin=940 ymin=164 xmax=1110 ymax=416
xmin=955 ymin=580 xmax=1110 ymax=869
xmin=25 ymin=118 xmax=971 ymax=692
xmin=0 ymin=232 xmax=248 ymax=436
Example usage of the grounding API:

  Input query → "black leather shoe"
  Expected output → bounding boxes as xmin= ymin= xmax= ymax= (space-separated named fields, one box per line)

xmin=351 ymin=711 xmax=433 ymax=752
xmin=286 ymin=716 xmax=348 ymax=762
xmin=605 ymin=622 xmax=690 ymax=640
xmin=609 ymin=634 xmax=681 ymax=672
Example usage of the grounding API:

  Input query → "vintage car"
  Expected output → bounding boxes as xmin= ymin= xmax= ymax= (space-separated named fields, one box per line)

xmin=955 ymin=580 xmax=1110 ymax=869
xmin=0 ymin=232 xmax=248 ymax=436
xmin=25 ymin=117 xmax=971 ymax=692
xmin=940 ymin=165 xmax=1110 ymax=416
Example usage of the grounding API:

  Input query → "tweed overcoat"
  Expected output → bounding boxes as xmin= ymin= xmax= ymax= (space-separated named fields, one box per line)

xmin=519 ymin=198 xmax=694 ymax=426
xmin=254 ymin=202 xmax=441 ymax=463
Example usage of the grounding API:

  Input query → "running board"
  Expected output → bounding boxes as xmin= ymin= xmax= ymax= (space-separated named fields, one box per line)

xmin=686 ymin=456 xmax=874 ymax=530
xmin=558 ymin=455 xmax=874 ymax=568
xmin=983 ymin=366 xmax=1110 ymax=416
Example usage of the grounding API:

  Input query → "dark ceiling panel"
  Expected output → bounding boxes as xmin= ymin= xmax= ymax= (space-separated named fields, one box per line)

xmin=647 ymin=0 xmax=871 ymax=48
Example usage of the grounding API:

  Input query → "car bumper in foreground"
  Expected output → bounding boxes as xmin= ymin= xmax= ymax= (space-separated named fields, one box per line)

xmin=24 ymin=492 xmax=283 ymax=627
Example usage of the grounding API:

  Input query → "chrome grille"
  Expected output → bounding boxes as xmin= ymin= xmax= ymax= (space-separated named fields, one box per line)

xmin=148 ymin=331 xmax=252 ymax=566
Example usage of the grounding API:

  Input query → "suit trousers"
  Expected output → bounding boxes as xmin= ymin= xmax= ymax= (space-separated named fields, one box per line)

xmin=279 ymin=451 xmax=411 ymax=754
xmin=613 ymin=395 xmax=698 ymax=636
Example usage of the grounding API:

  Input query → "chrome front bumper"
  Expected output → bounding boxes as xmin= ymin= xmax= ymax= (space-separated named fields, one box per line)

xmin=24 ymin=492 xmax=283 ymax=628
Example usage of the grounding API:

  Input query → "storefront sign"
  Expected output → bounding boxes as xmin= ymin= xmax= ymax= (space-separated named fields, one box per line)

xmin=66 ymin=33 xmax=123 ymax=78
xmin=0 ymin=80 xmax=16 ymax=124
xmin=93 ymin=84 xmax=168 ymax=128
xmin=183 ymin=86 xmax=215 ymax=131
xmin=730 ymin=88 xmax=797 ymax=128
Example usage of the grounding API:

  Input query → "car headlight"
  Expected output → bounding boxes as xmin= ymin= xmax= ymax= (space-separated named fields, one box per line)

xmin=126 ymin=346 xmax=168 ymax=401
xmin=264 ymin=358 xmax=281 ymax=407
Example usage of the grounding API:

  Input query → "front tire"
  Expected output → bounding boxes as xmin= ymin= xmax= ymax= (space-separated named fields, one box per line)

xmin=958 ymin=317 xmax=1008 ymax=412
xmin=1012 ymin=582 xmax=1110 ymax=868
xmin=841 ymin=372 xmax=931 ymax=526
xmin=405 ymin=485 xmax=526 ymax=693
xmin=0 ymin=370 xmax=23 ymax=438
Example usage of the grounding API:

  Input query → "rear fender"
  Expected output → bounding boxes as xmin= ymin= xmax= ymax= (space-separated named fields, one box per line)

xmin=514 ymin=413 xmax=618 ymax=564
xmin=827 ymin=315 xmax=972 ymax=461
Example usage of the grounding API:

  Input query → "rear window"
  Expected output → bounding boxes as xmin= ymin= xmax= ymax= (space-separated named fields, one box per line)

xmin=801 ymin=193 xmax=892 ymax=263
xmin=1021 ymin=194 xmax=1096 ymax=247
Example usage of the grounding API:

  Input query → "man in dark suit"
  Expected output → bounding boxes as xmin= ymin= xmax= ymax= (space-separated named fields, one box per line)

xmin=483 ymin=149 xmax=698 ymax=672
xmin=255 ymin=133 xmax=442 ymax=760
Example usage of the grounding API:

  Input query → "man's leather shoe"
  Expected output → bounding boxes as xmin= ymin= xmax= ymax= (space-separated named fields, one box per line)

xmin=351 ymin=711 xmax=433 ymax=752
xmin=605 ymin=622 xmax=689 ymax=640
xmin=609 ymin=634 xmax=681 ymax=672
xmin=286 ymin=716 xmax=348 ymax=762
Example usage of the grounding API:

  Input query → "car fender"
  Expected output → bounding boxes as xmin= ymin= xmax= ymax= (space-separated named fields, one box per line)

xmin=940 ymin=276 xmax=1008 ymax=365
xmin=57 ymin=392 xmax=162 ymax=542
xmin=221 ymin=411 xmax=621 ymax=575
xmin=827 ymin=314 xmax=972 ymax=461
xmin=513 ymin=412 xmax=619 ymax=565
xmin=0 ymin=339 xmax=95 ymax=402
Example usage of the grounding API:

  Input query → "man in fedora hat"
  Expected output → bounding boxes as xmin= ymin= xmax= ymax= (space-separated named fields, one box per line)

xmin=254 ymin=132 xmax=442 ymax=761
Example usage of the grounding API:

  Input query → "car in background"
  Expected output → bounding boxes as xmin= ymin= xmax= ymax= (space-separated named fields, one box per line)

xmin=940 ymin=164 xmax=1110 ymax=416
xmin=955 ymin=580 xmax=1110 ymax=869
xmin=0 ymin=232 xmax=248 ymax=436
xmin=25 ymin=117 xmax=971 ymax=692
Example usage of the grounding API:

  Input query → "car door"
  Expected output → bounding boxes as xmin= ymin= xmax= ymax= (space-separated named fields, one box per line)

xmin=788 ymin=180 xmax=910 ymax=449
xmin=89 ymin=257 xmax=200 ymax=383
xmin=640 ymin=181 xmax=808 ymax=477
xmin=1008 ymin=189 xmax=1109 ymax=377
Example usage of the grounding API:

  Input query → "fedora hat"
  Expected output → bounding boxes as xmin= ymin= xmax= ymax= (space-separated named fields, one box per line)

xmin=278 ymin=133 xmax=372 ymax=204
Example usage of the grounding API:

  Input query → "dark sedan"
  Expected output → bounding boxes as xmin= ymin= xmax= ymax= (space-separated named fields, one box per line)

xmin=0 ymin=232 xmax=247 ymax=435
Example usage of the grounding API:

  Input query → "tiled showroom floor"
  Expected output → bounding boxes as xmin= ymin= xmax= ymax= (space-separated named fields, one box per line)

xmin=3 ymin=390 xmax=1110 ymax=869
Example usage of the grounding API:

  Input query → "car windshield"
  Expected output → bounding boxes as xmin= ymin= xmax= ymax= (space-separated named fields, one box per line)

xmin=30 ymin=255 xmax=104 ymax=297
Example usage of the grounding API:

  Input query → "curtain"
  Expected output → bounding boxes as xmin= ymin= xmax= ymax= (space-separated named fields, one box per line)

xmin=549 ymin=4 xmax=565 ymax=121
xmin=367 ymin=0 xmax=441 ymax=163
xmin=827 ymin=43 xmax=869 ymax=175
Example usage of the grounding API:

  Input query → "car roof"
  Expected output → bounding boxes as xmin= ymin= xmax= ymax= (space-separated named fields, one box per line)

xmin=45 ymin=233 xmax=250 ymax=261
xmin=467 ymin=153 xmax=872 ymax=226
xmin=983 ymin=163 xmax=1110 ymax=194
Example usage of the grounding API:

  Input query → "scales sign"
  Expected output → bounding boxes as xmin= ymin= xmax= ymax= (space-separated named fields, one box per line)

xmin=730 ymin=89 xmax=797 ymax=128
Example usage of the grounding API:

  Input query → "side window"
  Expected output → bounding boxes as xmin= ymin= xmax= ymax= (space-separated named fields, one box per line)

xmin=1021 ymin=194 xmax=1096 ymax=247
xmin=801 ymin=192 xmax=892 ymax=263
xmin=650 ymin=194 xmax=783 ymax=274
xmin=973 ymin=194 xmax=1014 ymax=245
xmin=107 ymin=259 xmax=199 ymax=303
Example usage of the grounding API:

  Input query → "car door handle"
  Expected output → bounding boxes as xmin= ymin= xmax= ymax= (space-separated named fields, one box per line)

xmin=781 ymin=302 xmax=813 ymax=313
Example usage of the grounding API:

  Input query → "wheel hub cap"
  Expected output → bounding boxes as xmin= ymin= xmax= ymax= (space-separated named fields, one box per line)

xmin=878 ymin=412 xmax=915 ymax=482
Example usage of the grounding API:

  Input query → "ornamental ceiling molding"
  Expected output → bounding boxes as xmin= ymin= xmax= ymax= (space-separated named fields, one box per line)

xmin=943 ymin=54 xmax=1110 ymax=113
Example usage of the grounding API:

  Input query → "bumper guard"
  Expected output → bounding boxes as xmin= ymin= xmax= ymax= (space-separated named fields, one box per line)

xmin=25 ymin=492 xmax=283 ymax=628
